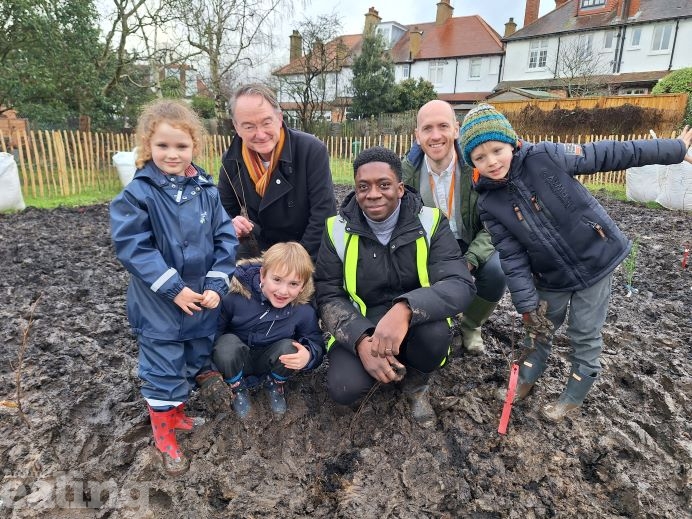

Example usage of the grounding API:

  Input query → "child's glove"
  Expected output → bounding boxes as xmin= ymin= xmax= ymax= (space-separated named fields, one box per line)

xmin=522 ymin=301 xmax=553 ymax=342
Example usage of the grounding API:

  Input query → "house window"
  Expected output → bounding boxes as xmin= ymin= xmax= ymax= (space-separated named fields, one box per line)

xmin=629 ymin=27 xmax=642 ymax=48
xmin=469 ymin=58 xmax=481 ymax=79
xmin=651 ymin=23 xmax=673 ymax=51
xmin=402 ymin=64 xmax=410 ymax=79
xmin=528 ymin=40 xmax=548 ymax=69
xmin=579 ymin=34 xmax=594 ymax=54
xmin=603 ymin=30 xmax=615 ymax=50
xmin=428 ymin=61 xmax=445 ymax=84
xmin=581 ymin=0 xmax=605 ymax=7
xmin=621 ymin=87 xmax=648 ymax=95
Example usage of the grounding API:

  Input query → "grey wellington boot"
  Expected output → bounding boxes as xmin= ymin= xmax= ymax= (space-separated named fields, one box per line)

xmin=402 ymin=368 xmax=436 ymax=427
xmin=459 ymin=296 xmax=499 ymax=355
xmin=541 ymin=368 xmax=597 ymax=423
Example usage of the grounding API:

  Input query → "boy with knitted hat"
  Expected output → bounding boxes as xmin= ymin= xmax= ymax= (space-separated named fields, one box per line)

xmin=460 ymin=103 xmax=692 ymax=422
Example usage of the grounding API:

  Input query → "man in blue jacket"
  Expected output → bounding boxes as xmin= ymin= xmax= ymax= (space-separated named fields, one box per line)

xmin=462 ymin=103 xmax=692 ymax=422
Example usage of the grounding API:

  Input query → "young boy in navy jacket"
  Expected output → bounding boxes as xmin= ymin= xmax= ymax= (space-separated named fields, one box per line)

xmin=460 ymin=103 xmax=692 ymax=422
xmin=213 ymin=242 xmax=324 ymax=419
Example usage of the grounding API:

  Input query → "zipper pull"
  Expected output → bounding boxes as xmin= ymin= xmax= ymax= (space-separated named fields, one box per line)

xmin=530 ymin=195 xmax=541 ymax=212
xmin=588 ymin=221 xmax=606 ymax=239
xmin=513 ymin=204 xmax=524 ymax=221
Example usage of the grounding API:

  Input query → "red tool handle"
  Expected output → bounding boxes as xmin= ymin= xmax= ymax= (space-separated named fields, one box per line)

xmin=498 ymin=363 xmax=520 ymax=435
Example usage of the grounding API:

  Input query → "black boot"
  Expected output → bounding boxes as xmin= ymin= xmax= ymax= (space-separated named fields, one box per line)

xmin=402 ymin=368 xmax=436 ymax=427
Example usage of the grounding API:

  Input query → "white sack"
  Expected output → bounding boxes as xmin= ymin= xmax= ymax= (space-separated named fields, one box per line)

xmin=625 ymin=164 xmax=662 ymax=203
xmin=112 ymin=150 xmax=137 ymax=187
xmin=655 ymin=155 xmax=692 ymax=211
xmin=0 ymin=152 xmax=26 ymax=211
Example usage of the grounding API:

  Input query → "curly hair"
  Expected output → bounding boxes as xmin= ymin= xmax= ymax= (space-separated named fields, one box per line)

xmin=134 ymin=99 xmax=206 ymax=169
xmin=352 ymin=146 xmax=402 ymax=181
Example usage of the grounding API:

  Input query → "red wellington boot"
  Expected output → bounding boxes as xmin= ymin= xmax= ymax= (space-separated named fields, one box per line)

xmin=148 ymin=406 xmax=190 ymax=475
xmin=173 ymin=403 xmax=206 ymax=432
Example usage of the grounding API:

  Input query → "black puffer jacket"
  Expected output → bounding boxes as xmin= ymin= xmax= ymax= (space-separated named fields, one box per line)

xmin=314 ymin=187 xmax=476 ymax=354
xmin=218 ymin=124 xmax=336 ymax=261
xmin=474 ymin=138 xmax=687 ymax=313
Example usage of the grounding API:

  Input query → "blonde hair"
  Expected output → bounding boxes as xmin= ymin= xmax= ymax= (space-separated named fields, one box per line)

xmin=261 ymin=242 xmax=315 ymax=305
xmin=134 ymin=99 xmax=206 ymax=169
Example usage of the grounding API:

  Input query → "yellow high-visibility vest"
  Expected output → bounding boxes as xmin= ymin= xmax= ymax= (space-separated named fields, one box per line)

xmin=324 ymin=207 xmax=451 ymax=366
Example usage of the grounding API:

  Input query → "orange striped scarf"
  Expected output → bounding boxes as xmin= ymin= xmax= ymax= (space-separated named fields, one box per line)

xmin=241 ymin=128 xmax=286 ymax=196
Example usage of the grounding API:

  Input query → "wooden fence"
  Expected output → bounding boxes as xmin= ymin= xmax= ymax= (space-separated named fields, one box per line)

xmin=1 ymin=128 xmax=675 ymax=200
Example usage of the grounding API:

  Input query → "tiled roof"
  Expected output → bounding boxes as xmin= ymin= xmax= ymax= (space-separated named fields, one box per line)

xmin=507 ymin=0 xmax=692 ymax=40
xmin=487 ymin=88 xmax=562 ymax=99
xmin=274 ymin=15 xmax=504 ymax=77
xmin=494 ymin=70 xmax=670 ymax=90
xmin=390 ymin=15 xmax=504 ymax=62
xmin=438 ymin=92 xmax=493 ymax=103
xmin=273 ymin=34 xmax=362 ymax=76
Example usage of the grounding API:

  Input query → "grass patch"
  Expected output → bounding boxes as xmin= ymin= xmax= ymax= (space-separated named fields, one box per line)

xmin=584 ymin=183 xmax=663 ymax=209
xmin=23 ymin=186 xmax=122 ymax=209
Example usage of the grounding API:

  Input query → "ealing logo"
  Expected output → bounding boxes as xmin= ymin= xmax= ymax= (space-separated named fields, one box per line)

xmin=0 ymin=472 xmax=150 ymax=511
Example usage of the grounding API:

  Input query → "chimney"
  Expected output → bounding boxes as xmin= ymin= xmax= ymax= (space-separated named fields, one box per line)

xmin=555 ymin=0 xmax=569 ymax=7
xmin=504 ymin=17 xmax=517 ymax=37
xmin=289 ymin=30 xmax=302 ymax=62
xmin=436 ymin=0 xmax=454 ymax=25
xmin=524 ymin=0 xmax=540 ymax=27
xmin=627 ymin=0 xmax=641 ymax=18
xmin=364 ymin=7 xmax=381 ymax=35
xmin=409 ymin=26 xmax=423 ymax=58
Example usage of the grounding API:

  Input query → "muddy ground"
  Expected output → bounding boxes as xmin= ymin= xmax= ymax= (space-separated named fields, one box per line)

xmin=0 ymin=189 xmax=690 ymax=518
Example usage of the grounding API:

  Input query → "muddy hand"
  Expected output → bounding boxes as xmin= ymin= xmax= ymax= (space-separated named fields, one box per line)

xmin=387 ymin=357 xmax=406 ymax=382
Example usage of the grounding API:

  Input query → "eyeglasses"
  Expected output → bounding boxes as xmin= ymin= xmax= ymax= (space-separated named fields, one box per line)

xmin=238 ymin=118 xmax=278 ymax=134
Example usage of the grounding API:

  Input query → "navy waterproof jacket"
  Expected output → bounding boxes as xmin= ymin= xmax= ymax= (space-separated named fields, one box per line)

xmin=110 ymin=162 xmax=238 ymax=340
xmin=473 ymin=138 xmax=687 ymax=313
xmin=217 ymin=263 xmax=325 ymax=371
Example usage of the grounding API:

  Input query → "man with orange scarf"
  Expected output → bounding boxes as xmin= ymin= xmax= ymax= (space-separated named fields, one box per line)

xmin=218 ymin=84 xmax=336 ymax=262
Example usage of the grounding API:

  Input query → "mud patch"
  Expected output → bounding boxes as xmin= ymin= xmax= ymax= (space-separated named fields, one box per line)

xmin=0 ymin=192 xmax=690 ymax=517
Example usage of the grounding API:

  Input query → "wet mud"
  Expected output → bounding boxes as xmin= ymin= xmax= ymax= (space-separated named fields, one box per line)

xmin=0 ymin=190 xmax=690 ymax=518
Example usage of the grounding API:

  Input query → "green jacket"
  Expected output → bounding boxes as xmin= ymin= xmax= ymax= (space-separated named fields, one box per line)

xmin=401 ymin=140 xmax=496 ymax=268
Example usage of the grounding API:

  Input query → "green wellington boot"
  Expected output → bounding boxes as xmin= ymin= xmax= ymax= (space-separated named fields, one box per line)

xmin=460 ymin=296 xmax=499 ymax=355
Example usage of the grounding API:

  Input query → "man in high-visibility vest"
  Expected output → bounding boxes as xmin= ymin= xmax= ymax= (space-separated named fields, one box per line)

xmin=314 ymin=146 xmax=476 ymax=426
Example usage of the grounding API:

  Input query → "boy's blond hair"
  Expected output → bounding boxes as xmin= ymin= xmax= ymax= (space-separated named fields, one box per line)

xmin=134 ymin=99 xmax=206 ymax=169
xmin=261 ymin=242 xmax=315 ymax=305
xmin=231 ymin=242 xmax=315 ymax=305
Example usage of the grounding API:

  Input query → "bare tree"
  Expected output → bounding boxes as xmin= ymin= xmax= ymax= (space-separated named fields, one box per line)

xmin=167 ymin=0 xmax=294 ymax=117
xmin=275 ymin=14 xmax=346 ymax=133
xmin=99 ymin=0 xmax=190 ymax=97
xmin=549 ymin=36 xmax=610 ymax=98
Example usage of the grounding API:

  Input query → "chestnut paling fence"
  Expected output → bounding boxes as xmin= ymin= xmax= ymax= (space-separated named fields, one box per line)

xmin=0 ymin=129 xmax=676 ymax=199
